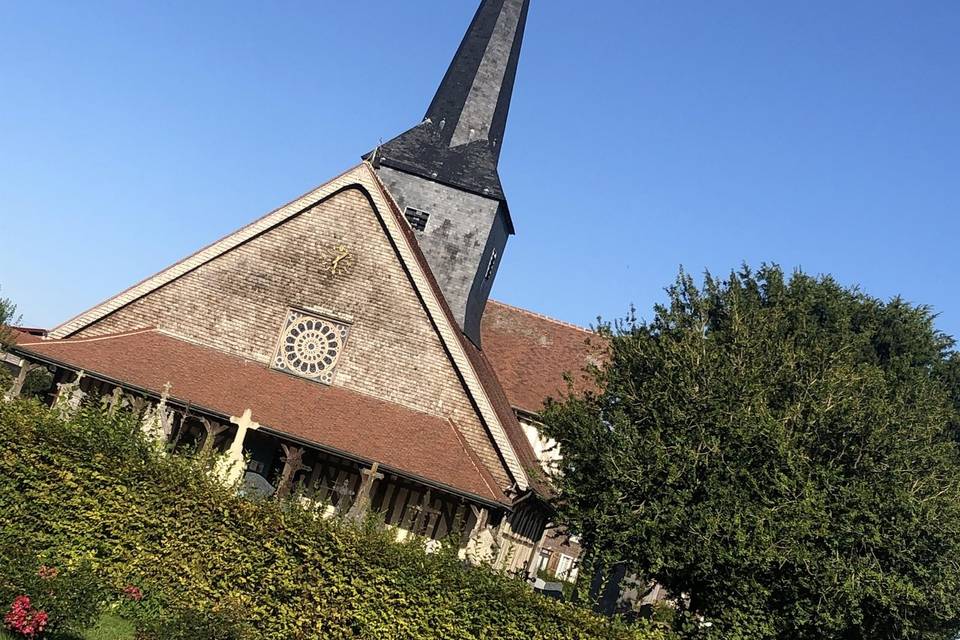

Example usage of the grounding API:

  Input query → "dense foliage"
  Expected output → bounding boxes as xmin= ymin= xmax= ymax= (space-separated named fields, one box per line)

xmin=1 ymin=554 xmax=106 ymax=637
xmin=0 ymin=289 xmax=16 ymax=392
xmin=0 ymin=399 xmax=670 ymax=640
xmin=542 ymin=265 xmax=960 ymax=640
xmin=0 ymin=288 xmax=15 ymax=349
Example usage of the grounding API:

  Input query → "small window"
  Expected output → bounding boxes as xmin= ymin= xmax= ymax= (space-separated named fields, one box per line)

xmin=484 ymin=248 xmax=498 ymax=280
xmin=404 ymin=207 xmax=430 ymax=232
xmin=538 ymin=550 xmax=551 ymax=571
xmin=556 ymin=554 xmax=574 ymax=580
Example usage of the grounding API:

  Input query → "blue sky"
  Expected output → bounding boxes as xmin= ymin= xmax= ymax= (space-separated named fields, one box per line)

xmin=1 ymin=1 xmax=958 ymax=341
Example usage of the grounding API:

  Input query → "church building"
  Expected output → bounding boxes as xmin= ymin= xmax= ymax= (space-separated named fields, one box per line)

xmin=6 ymin=0 xmax=600 ymax=578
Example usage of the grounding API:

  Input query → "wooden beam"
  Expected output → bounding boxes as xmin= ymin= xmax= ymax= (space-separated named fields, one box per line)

xmin=276 ymin=444 xmax=310 ymax=500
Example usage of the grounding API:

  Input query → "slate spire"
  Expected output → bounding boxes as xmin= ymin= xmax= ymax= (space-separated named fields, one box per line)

xmin=372 ymin=0 xmax=530 ymax=202
xmin=369 ymin=0 xmax=531 ymax=346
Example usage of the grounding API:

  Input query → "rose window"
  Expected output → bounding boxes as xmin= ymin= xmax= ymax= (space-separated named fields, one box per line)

xmin=273 ymin=311 xmax=350 ymax=384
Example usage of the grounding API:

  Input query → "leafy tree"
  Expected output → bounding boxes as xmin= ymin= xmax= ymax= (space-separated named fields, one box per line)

xmin=0 ymin=286 xmax=16 ymax=349
xmin=542 ymin=265 xmax=960 ymax=640
xmin=0 ymin=287 xmax=19 ymax=392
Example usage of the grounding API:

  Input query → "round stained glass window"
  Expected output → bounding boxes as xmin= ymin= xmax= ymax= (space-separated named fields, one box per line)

xmin=274 ymin=312 xmax=349 ymax=383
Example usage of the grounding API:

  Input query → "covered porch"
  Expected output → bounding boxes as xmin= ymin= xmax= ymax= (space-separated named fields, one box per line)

xmin=6 ymin=328 xmax=548 ymax=573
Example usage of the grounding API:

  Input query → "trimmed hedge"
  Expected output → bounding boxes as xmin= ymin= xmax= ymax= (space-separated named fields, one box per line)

xmin=0 ymin=400 xmax=671 ymax=639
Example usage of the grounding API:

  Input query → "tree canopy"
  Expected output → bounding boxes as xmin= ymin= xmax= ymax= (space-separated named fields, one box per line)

xmin=0 ymin=286 xmax=16 ymax=349
xmin=542 ymin=265 xmax=960 ymax=640
xmin=0 ymin=288 xmax=18 ymax=392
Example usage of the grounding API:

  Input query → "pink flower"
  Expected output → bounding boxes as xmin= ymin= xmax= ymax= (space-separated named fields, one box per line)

xmin=4 ymin=595 xmax=49 ymax=638
xmin=122 ymin=585 xmax=144 ymax=602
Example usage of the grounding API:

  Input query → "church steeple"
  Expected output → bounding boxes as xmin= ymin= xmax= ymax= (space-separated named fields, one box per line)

xmin=370 ymin=0 xmax=530 ymax=346
xmin=373 ymin=0 xmax=529 ymax=202
xmin=423 ymin=0 xmax=528 ymax=171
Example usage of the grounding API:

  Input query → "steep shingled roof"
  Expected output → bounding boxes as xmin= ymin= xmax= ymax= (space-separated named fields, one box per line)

xmin=41 ymin=163 xmax=540 ymax=496
xmin=480 ymin=300 xmax=607 ymax=416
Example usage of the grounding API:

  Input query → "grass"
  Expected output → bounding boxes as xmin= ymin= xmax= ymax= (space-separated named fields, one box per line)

xmin=81 ymin=615 xmax=135 ymax=640
xmin=0 ymin=614 xmax=134 ymax=640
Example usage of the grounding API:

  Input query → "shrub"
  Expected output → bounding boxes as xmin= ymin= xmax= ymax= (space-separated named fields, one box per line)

xmin=118 ymin=588 xmax=251 ymax=640
xmin=0 ymin=544 xmax=106 ymax=636
xmin=3 ymin=596 xmax=48 ymax=638
xmin=0 ymin=399 xmax=671 ymax=640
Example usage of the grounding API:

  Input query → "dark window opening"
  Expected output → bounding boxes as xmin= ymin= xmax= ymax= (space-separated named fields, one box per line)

xmin=404 ymin=207 xmax=430 ymax=232
xmin=485 ymin=248 xmax=498 ymax=280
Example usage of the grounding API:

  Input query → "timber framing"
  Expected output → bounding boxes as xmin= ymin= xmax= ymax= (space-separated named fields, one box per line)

xmin=10 ymin=347 xmax=508 ymax=511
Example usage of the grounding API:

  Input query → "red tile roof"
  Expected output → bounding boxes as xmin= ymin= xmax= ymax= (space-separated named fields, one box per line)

xmin=480 ymin=301 xmax=606 ymax=416
xmin=13 ymin=329 xmax=505 ymax=505
xmin=460 ymin=337 xmax=554 ymax=496
xmin=11 ymin=329 xmax=45 ymax=345
xmin=11 ymin=327 xmax=46 ymax=338
xmin=17 ymin=166 xmax=557 ymax=501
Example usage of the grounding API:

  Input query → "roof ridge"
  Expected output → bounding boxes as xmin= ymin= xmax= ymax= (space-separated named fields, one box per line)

xmin=361 ymin=163 xmax=531 ymax=491
xmin=29 ymin=327 xmax=158 ymax=345
xmin=49 ymin=164 xmax=368 ymax=339
xmin=488 ymin=299 xmax=595 ymax=334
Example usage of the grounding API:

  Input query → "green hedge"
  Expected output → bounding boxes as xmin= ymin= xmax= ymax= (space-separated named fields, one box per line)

xmin=0 ymin=400 xmax=671 ymax=640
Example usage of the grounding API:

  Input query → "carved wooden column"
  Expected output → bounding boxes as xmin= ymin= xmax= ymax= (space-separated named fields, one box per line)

xmin=330 ymin=478 xmax=356 ymax=515
xmin=276 ymin=444 xmax=310 ymax=500
xmin=460 ymin=505 xmax=497 ymax=564
xmin=4 ymin=362 xmax=41 ymax=401
xmin=141 ymin=382 xmax=174 ymax=442
xmin=411 ymin=490 xmax=431 ymax=535
xmin=199 ymin=417 xmax=229 ymax=454
xmin=462 ymin=504 xmax=489 ymax=547
xmin=346 ymin=462 xmax=384 ymax=520
xmin=52 ymin=370 xmax=86 ymax=417
xmin=105 ymin=387 xmax=125 ymax=417
xmin=524 ymin=517 xmax=549 ymax=581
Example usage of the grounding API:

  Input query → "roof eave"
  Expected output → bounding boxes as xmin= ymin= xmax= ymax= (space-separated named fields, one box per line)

xmin=11 ymin=344 xmax=510 ymax=510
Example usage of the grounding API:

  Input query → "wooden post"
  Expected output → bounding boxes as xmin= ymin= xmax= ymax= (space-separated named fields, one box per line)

xmin=199 ymin=418 xmax=229 ymax=453
xmin=106 ymin=387 xmax=125 ymax=417
xmin=346 ymin=462 xmax=384 ymax=520
xmin=525 ymin=517 xmax=548 ymax=582
xmin=330 ymin=477 xmax=356 ymax=515
xmin=5 ymin=362 xmax=40 ymax=400
xmin=53 ymin=370 xmax=86 ymax=416
xmin=141 ymin=382 xmax=174 ymax=442
xmin=463 ymin=504 xmax=489 ymax=546
xmin=276 ymin=444 xmax=310 ymax=500
xmin=411 ymin=490 xmax=441 ymax=537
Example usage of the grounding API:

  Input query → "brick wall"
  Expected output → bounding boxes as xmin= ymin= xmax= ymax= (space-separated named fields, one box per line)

xmin=75 ymin=187 xmax=511 ymax=488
